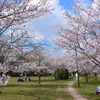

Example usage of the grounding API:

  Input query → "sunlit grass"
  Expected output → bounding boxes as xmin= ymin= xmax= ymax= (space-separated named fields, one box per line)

xmin=0 ymin=76 xmax=75 ymax=100
xmin=74 ymin=76 xmax=100 ymax=100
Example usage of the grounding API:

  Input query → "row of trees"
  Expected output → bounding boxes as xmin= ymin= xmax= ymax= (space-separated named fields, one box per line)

xmin=2 ymin=0 xmax=100 ymax=87
xmin=0 ymin=0 xmax=71 ymax=86
xmin=54 ymin=0 xmax=100 ymax=86
xmin=0 ymin=0 xmax=59 ymax=85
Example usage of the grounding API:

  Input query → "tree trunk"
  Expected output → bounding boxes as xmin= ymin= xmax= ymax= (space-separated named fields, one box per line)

xmin=94 ymin=73 xmax=97 ymax=80
xmin=75 ymin=48 xmax=80 ymax=87
xmin=85 ymin=73 xmax=89 ymax=83
xmin=38 ymin=74 xmax=41 ymax=85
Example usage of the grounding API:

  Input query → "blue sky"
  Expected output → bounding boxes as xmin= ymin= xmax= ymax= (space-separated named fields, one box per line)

xmin=26 ymin=0 xmax=74 ymax=54
xmin=26 ymin=0 xmax=74 ymax=39
xmin=59 ymin=0 xmax=74 ymax=10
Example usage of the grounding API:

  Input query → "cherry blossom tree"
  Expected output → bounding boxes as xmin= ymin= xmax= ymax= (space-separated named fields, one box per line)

xmin=30 ymin=49 xmax=55 ymax=85
xmin=71 ymin=0 xmax=100 ymax=79
xmin=54 ymin=0 xmax=100 ymax=86
xmin=0 ymin=0 xmax=53 ymax=75
xmin=0 ymin=25 xmax=50 ymax=77
xmin=11 ymin=48 xmax=56 ymax=85
xmin=55 ymin=0 xmax=100 ymax=65
xmin=0 ymin=0 xmax=53 ymax=35
xmin=72 ymin=0 xmax=100 ymax=67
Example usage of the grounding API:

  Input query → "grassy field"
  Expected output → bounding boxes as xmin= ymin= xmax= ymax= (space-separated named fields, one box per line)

xmin=74 ymin=76 xmax=100 ymax=100
xmin=0 ymin=76 xmax=75 ymax=100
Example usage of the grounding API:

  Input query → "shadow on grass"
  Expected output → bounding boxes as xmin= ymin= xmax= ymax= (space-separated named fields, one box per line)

xmin=7 ymin=79 xmax=72 ymax=88
xmin=33 ymin=79 xmax=56 ymax=82
xmin=7 ymin=84 xmax=65 ymax=89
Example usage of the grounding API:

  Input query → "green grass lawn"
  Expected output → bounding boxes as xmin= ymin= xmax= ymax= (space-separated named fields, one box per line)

xmin=74 ymin=76 xmax=100 ymax=100
xmin=0 ymin=76 xmax=75 ymax=100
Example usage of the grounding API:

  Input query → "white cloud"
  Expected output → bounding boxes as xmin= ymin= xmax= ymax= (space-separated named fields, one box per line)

xmin=29 ymin=0 xmax=40 ymax=4
xmin=34 ymin=33 xmax=44 ymax=40
xmin=26 ymin=0 xmax=67 ymax=40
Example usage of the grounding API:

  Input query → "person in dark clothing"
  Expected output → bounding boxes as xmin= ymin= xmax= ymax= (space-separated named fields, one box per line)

xmin=17 ymin=78 xmax=21 ymax=82
xmin=28 ymin=77 xmax=31 ymax=81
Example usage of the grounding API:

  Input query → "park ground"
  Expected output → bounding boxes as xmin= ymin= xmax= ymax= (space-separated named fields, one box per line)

xmin=0 ymin=76 xmax=100 ymax=100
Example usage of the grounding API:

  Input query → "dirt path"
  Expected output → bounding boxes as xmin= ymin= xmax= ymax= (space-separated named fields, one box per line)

xmin=67 ymin=81 xmax=89 ymax=100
